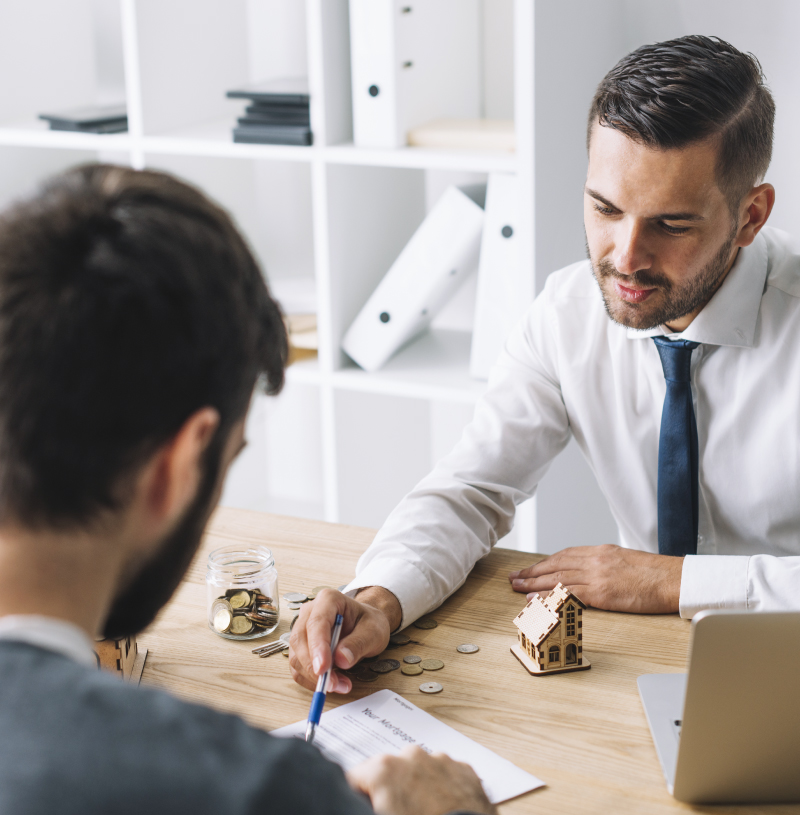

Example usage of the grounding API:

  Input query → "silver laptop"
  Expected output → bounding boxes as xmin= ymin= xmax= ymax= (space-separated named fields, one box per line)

xmin=638 ymin=609 xmax=800 ymax=804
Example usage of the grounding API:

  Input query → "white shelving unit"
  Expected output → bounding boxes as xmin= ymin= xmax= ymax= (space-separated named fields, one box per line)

xmin=6 ymin=1 xmax=798 ymax=553
xmin=0 ymin=0 xmax=537 ymax=549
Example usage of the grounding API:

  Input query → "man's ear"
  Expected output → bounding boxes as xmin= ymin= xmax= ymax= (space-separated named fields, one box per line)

xmin=735 ymin=182 xmax=775 ymax=247
xmin=138 ymin=408 xmax=221 ymax=537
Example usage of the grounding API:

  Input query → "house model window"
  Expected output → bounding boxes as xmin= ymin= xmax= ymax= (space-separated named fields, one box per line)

xmin=510 ymin=583 xmax=591 ymax=676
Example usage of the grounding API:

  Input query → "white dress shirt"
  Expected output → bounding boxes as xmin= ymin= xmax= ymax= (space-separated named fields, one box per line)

xmin=0 ymin=615 xmax=98 ymax=668
xmin=345 ymin=226 xmax=800 ymax=627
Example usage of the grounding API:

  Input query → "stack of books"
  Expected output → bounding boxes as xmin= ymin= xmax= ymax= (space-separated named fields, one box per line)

xmin=38 ymin=103 xmax=127 ymax=134
xmin=226 ymin=78 xmax=311 ymax=146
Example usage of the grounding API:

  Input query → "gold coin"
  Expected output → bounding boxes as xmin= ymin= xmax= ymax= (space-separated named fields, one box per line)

xmin=401 ymin=664 xmax=423 ymax=676
xmin=420 ymin=658 xmax=444 ymax=671
xmin=413 ymin=618 xmax=438 ymax=630
xmin=230 ymin=615 xmax=254 ymax=635
xmin=389 ymin=633 xmax=411 ymax=646
xmin=229 ymin=591 xmax=252 ymax=609
xmin=283 ymin=650 xmax=289 ymax=657
xmin=212 ymin=597 xmax=233 ymax=615
xmin=213 ymin=608 xmax=232 ymax=633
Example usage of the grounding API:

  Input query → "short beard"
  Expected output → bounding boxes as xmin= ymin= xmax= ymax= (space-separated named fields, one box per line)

xmin=588 ymin=225 xmax=738 ymax=331
xmin=101 ymin=431 xmax=226 ymax=639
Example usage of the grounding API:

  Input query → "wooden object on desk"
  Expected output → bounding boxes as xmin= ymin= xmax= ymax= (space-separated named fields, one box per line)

xmin=511 ymin=583 xmax=590 ymax=675
xmin=95 ymin=635 xmax=147 ymax=685
xmin=139 ymin=508 xmax=797 ymax=815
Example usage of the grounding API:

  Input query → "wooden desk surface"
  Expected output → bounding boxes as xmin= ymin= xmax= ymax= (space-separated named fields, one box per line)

xmin=139 ymin=508 xmax=798 ymax=815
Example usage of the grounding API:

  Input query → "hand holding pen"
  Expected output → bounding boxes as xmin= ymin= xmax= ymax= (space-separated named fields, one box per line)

xmin=305 ymin=613 xmax=344 ymax=745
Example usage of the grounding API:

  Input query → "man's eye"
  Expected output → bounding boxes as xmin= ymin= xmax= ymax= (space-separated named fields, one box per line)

xmin=593 ymin=203 xmax=615 ymax=216
xmin=661 ymin=223 xmax=689 ymax=235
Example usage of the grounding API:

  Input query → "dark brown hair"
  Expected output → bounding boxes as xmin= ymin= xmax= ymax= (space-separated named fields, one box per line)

xmin=0 ymin=164 xmax=287 ymax=528
xmin=588 ymin=35 xmax=775 ymax=211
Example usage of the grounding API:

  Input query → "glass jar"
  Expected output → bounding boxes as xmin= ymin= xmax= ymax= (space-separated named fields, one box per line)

xmin=206 ymin=545 xmax=279 ymax=640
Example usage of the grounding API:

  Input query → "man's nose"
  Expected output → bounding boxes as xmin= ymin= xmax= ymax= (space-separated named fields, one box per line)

xmin=612 ymin=220 xmax=651 ymax=276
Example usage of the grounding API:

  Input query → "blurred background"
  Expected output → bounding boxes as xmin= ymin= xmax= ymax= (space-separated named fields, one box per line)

xmin=1 ymin=0 xmax=798 ymax=553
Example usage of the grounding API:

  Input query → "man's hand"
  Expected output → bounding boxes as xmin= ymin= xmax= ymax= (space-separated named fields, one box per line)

xmin=289 ymin=587 xmax=401 ymax=693
xmin=508 ymin=544 xmax=683 ymax=613
xmin=347 ymin=745 xmax=497 ymax=815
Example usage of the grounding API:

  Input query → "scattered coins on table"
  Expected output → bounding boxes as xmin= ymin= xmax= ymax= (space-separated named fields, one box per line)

xmin=370 ymin=659 xmax=401 ymax=674
xmin=283 ymin=592 xmax=308 ymax=604
xmin=328 ymin=613 xmax=454 ymax=694
xmin=355 ymin=670 xmax=378 ymax=682
xmin=307 ymin=585 xmax=333 ymax=601
xmin=211 ymin=589 xmax=278 ymax=638
xmin=457 ymin=644 xmax=480 ymax=654
xmin=288 ymin=603 xmax=302 ymax=610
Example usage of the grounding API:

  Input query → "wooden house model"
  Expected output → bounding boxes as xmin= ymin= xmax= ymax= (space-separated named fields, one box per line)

xmin=511 ymin=583 xmax=590 ymax=675
xmin=95 ymin=635 xmax=148 ymax=685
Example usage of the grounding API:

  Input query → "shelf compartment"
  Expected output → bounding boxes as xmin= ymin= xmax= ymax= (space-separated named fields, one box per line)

xmin=143 ymin=152 xmax=316 ymax=294
xmin=285 ymin=356 xmax=321 ymax=386
xmin=333 ymin=329 xmax=486 ymax=404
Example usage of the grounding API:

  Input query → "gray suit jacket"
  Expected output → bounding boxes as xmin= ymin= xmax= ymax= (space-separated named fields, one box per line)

xmin=0 ymin=641 xmax=376 ymax=814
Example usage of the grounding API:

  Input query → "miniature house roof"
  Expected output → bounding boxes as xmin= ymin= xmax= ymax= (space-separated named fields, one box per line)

xmin=513 ymin=583 xmax=586 ymax=647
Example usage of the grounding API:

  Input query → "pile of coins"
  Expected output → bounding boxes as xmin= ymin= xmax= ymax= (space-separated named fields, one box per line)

xmin=339 ymin=615 xmax=482 ymax=696
xmin=283 ymin=586 xmax=334 ymax=610
xmin=210 ymin=588 xmax=278 ymax=638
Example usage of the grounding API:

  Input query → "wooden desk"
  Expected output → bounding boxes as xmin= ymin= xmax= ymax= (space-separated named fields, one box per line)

xmin=139 ymin=508 xmax=797 ymax=815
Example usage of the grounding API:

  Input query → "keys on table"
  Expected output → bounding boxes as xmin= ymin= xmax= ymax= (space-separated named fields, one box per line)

xmin=252 ymin=633 xmax=291 ymax=658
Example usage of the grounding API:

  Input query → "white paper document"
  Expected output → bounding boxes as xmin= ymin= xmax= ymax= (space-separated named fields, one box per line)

xmin=273 ymin=689 xmax=544 ymax=804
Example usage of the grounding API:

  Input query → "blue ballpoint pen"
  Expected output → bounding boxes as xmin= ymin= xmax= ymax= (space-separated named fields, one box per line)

xmin=305 ymin=613 xmax=344 ymax=745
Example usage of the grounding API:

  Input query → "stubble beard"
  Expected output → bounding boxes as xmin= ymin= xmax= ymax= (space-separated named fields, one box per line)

xmin=588 ymin=225 xmax=738 ymax=331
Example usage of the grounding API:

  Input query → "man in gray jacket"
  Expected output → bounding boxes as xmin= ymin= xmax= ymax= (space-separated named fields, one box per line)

xmin=0 ymin=165 xmax=495 ymax=815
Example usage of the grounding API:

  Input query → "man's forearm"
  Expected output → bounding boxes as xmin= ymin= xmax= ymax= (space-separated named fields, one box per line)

xmin=354 ymin=586 xmax=403 ymax=631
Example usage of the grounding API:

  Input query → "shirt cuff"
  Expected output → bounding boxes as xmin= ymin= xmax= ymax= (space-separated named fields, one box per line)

xmin=343 ymin=556 xmax=436 ymax=631
xmin=678 ymin=555 xmax=750 ymax=619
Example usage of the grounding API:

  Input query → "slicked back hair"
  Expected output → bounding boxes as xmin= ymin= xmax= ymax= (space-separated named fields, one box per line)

xmin=588 ymin=35 xmax=775 ymax=213
xmin=0 ymin=164 xmax=287 ymax=529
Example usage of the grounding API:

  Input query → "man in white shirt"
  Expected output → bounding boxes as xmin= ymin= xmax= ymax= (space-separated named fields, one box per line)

xmin=290 ymin=35 xmax=800 ymax=696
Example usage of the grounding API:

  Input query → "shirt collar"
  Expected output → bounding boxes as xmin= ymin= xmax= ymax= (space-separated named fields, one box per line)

xmin=0 ymin=615 xmax=98 ymax=668
xmin=626 ymin=230 xmax=769 ymax=347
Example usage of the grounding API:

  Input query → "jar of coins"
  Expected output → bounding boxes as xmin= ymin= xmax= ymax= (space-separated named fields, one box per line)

xmin=206 ymin=545 xmax=279 ymax=640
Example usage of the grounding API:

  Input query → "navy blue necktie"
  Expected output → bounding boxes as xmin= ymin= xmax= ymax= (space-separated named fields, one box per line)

xmin=653 ymin=337 xmax=700 ymax=557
